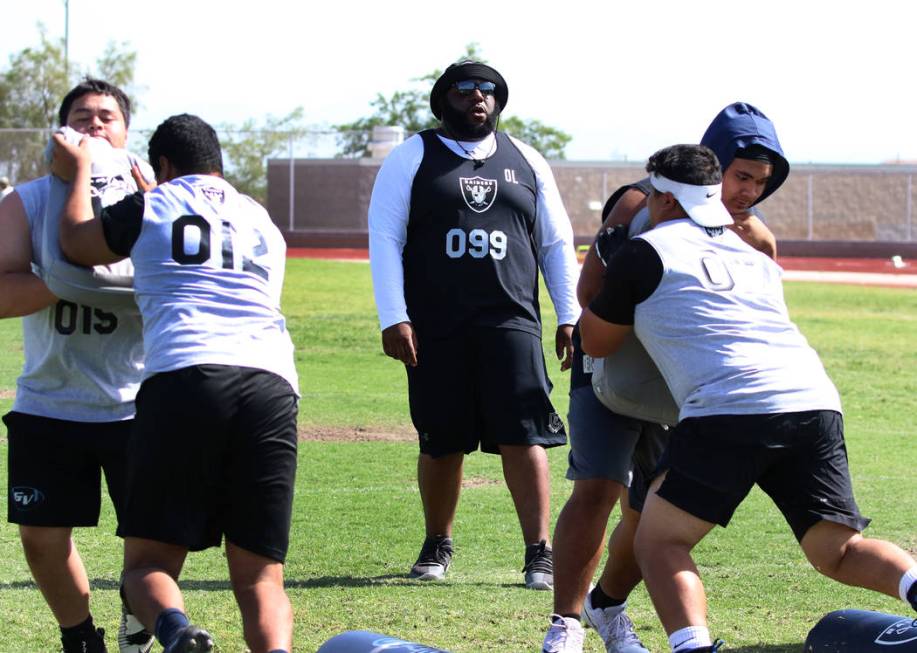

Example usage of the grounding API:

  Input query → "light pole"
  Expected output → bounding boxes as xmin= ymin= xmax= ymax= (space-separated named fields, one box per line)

xmin=63 ymin=0 xmax=70 ymax=79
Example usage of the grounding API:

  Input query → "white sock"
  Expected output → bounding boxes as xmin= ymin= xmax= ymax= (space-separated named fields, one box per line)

xmin=899 ymin=566 xmax=917 ymax=604
xmin=669 ymin=626 xmax=711 ymax=652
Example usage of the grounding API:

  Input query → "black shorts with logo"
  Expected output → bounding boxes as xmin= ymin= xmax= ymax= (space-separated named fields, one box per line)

xmin=5 ymin=411 xmax=132 ymax=528
xmin=406 ymin=326 xmax=566 ymax=457
xmin=118 ymin=365 xmax=299 ymax=562
xmin=655 ymin=409 xmax=869 ymax=541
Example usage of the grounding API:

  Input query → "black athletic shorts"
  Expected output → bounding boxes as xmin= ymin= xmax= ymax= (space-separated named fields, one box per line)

xmin=5 ymin=411 xmax=132 ymax=528
xmin=406 ymin=326 xmax=566 ymax=457
xmin=118 ymin=365 xmax=299 ymax=562
xmin=655 ymin=410 xmax=869 ymax=541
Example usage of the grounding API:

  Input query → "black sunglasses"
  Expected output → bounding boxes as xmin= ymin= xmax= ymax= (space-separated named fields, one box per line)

xmin=452 ymin=80 xmax=497 ymax=96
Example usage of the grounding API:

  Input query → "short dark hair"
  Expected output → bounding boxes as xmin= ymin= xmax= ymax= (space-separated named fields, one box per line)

xmin=646 ymin=144 xmax=722 ymax=187
xmin=148 ymin=114 xmax=223 ymax=178
xmin=58 ymin=77 xmax=132 ymax=128
xmin=733 ymin=144 xmax=779 ymax=165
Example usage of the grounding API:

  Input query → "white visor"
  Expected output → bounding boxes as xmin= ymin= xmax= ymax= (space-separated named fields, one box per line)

xmin=649 ymin=173 xmax=733 ymax=228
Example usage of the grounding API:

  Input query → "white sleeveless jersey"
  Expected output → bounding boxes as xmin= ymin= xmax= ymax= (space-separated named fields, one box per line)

xmin=635 ymin=219 xmax=841 ymax=419
xmin=16 ymin=176 xmax=144 ymax=422
xmin=131 ymin=175 xmax=298 ymax=393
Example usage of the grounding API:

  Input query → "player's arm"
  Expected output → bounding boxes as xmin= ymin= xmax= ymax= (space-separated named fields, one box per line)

xmin=514 ymin=136 xmax=580 ymax=370
xmin=580 ymin=308 xmax=632 ymax=357
xmin=52 ymin=134 xmax=124 ymax=266
xmin=730 ymin=210 xmax=777 ymax=259
xmin=577 ymin=188 xmax=647 ymax=307
xmin=369 ymin=138 xmax=419 ymax=366
xmin=0 ymin=191 xmax=57 ymax=317
xmin=580 ymin=238 xmax=661 ymax=357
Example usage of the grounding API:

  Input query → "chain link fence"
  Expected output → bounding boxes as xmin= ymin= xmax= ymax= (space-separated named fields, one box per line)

xmin=4 ymin=128 xmax=914 ymax=244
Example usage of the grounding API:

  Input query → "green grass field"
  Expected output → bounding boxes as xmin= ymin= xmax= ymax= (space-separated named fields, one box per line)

xmin=0 ymin=258 xmax=915 ymax=652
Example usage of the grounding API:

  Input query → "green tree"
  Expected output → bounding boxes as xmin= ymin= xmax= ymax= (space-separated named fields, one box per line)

xmin=0 ymin=27 xmax=139 ymax=182
xmin=219 ymin=108 xmax=307 ymax=205
xmin=499 ymin=116 xmax=572 ymax=160
xmin=335 ymin=43 xmax=571 ymax=159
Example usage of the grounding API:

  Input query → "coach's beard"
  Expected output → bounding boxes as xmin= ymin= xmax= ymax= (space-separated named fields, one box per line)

xmin=440 ymin=103 xmax=497 ymax=141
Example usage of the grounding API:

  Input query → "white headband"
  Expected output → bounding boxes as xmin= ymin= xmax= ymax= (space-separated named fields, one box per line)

xmin=649 ymin=172 xmax=733 ymax=228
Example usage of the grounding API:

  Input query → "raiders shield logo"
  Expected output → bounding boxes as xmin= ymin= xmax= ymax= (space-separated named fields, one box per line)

xmin=460 ymin=176 xmax=498 ymax=213
xmin=874 ymin=618 xmax=917 ymax=645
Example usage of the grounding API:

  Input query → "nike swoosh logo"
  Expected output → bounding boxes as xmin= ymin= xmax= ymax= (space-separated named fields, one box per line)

xmin=706 ymin=192 xmax=717 ymax=198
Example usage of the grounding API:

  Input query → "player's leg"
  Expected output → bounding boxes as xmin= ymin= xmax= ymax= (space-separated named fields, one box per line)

xmin=6 ymin=412 xmax=108 ymax=652
xmin=121 ymin=537 xmax=187 ymax=630
xmin=18 ymin=526 xmax=92 ymax=626
xmin=417 ymin=451 xmax=464 ymax=538
xmin=800 ymin=521 xmax=917 ymax=600
xmin=475 ymin=327 xmax=566 ymax=588
xmin=96 ymin=419 xmax=155 ymax=653
xmin=499 ymin=443 xmax=552 ymax=546
xmin=405 ymin=332 xmax=473 ymax=580
xmin=117 ymin=368 xmax=234 ymax=651
xmin=634 ymin=481 xmax=715 ymax=633
xmin=635 ymin=416 xmax=757 ymax=651
xmin=598 ymin=501 xmax=643 ymax=602
xmin=551 ymin=478 xmax=622 ymax=616
xmin=584 ymin=420 xmax=669 ymax=650
xmin=759 ymin=410 xmax=917 ymax=612
xmin=226 ymin=542 xmax=291 ymax=653
xmin=223 ymin=367 xmax=298 ymax=653
xmin=121 ymin=538 xmax=211 ymax=653
xmin=556 ymin=382 xmax=645 ymax=608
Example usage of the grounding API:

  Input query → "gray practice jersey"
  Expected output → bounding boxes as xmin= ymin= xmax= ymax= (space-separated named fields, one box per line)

xmin=635 ymin=219 xmax=841 ymax=419
xmin=16 ymin=176 xmax=144 ymax=422
xmin=122 ymin=175 xmax=298 ymax=393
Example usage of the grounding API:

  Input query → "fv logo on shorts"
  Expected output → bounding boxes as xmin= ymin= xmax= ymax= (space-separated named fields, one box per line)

xmin=460 ymin=177 xmax=497 ymax=213
xmin=12 ymin=486 xmax=45 ymax=511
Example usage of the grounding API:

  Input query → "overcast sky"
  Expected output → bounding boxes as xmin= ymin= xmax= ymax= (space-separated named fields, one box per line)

xmin=3 ymin=0 xmax=915 ymax=164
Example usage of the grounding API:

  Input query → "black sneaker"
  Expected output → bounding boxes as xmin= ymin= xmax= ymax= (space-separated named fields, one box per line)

xmin=908 ymin=580 xmax=917 ymax=612
xmin=61 ymin=627 xmax=107 ymax=653
xmin=409 ymin=535 xmax=453 ymax=580
xmin=162 ymin=625 xmax=213 ymax=653
xmin=523 ymin=540 xmax=554 ymax=590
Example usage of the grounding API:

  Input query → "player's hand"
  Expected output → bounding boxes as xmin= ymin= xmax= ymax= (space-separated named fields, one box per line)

xmin=382 ymin=321 xmax=418 ymax=367
xmin=50 ymin=133 xmax=90 ymax=182
xmin=556 ymin=324 xmax=574 ymax=372
xmin=131 ymin=164 xmax=157 ymax=193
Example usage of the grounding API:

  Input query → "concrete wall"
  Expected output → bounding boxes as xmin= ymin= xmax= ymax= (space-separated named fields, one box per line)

xmin=268 ymin=158 xmax=917 ymax=256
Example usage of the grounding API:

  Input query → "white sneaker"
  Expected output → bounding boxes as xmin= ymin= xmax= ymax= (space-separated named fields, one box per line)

xmin=117 ymin=605 xmax=155 ymax=653
xmin=542 ymin=615 xmax=585 ymax=653
xmin=582 ymin=592 xmax=649 ymax=653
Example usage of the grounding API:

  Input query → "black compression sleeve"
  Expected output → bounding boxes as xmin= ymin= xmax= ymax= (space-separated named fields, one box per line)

xmin=588 ymin=239 xmax=662 ymax=325
xmin=100 ymin=191 xmax=144 ymax=256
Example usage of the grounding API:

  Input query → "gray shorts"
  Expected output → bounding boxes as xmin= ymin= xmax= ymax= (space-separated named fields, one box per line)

xmin=566 ymin=385 xmax=668 ymax=495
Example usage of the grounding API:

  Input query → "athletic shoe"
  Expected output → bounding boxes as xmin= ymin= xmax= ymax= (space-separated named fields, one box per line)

xmin=409 ymin=535 xmax=453 ymax=580
xmin=542 ymin=615 xmax=585 ymax=653
xmin=523 ymin=540 xmax=554 ymax=590
xmin=162 ymin=625 xmax=213 ymax=653
xmin=908 ymin=580 xmax=917 ymax=612
xmin=117 ymin=605 xmax=154 ymax=653
xmin=582 ymin=592 xmax=648 ymax=653
xmin=61 ymin=627 xmax=107 ymax=653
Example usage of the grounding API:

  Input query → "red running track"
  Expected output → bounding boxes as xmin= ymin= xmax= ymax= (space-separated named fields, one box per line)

xmin=288 ymin=248 xmax=917 ymax=288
